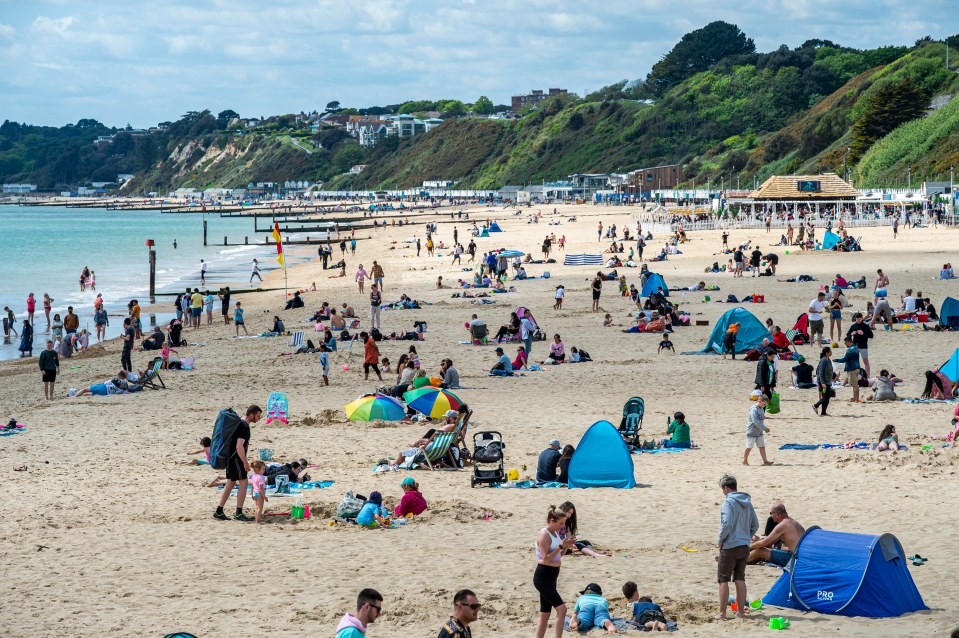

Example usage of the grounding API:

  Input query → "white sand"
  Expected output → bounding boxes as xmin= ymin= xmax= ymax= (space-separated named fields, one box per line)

xmin=1 ymin=203 xmax=957 ymax=636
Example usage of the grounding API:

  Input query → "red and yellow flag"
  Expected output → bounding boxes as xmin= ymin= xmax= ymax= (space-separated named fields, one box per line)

xmin=272 ymin=221 xmax=285 ymax=269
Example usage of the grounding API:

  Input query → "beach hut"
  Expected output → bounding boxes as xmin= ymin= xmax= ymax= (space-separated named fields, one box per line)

xmin=938 ymin=296 xmax=959 ymax=328
xmin=763 ymin=527 xmax=927 ymax=618
xmin=567 ymin=420 xmax=635 ymax=489
xmin=699 ymin=307 xmax=770 ymax=354
xmin=821 ymin=231 xmax=841 ymax=250
xmin=488 ymin=222 xmax=503 ymax=232
xmin=939 ymin=347 xmax=959 ymax=382
xmin=640 ymin=272 xmax=669 ymax=297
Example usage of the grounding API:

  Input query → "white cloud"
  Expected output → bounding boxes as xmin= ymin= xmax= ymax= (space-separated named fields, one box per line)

xmin=0 ymin=23 xmax=14 ymax=39
xmin=30 ymin=15 xmax=75 ymax=36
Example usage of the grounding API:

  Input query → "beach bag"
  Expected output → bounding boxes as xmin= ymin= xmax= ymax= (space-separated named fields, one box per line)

xmin=209 ymin=408 xmax=243 ymax=470
xmin=336 ymin=491 xmax=366 ymax=519
xmin=766 ymin=392 xmax=781 ymax=414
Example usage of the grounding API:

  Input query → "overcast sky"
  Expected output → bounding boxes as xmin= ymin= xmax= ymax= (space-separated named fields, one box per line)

xmin=0 ymin=0 xmax=954 ymax=128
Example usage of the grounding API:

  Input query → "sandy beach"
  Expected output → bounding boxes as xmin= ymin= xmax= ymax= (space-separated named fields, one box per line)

xmin=1 ymin=202 xmax=957 ymax=637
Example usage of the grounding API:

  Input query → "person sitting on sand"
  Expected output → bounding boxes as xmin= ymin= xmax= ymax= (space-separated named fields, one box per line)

xmin=623 ymin=583 xmax=668 ymax=632
xmin=922 ymin=370 xmax=955 ymax=399
xmin=748 ymin=502 xmax=805 ymax=566
xmin=490 ymin=347 xmax=513 ymax=376
xmin=512 ymin=345 xmax=528 ymax=370
xmin=187 ymin=436 xmax=212 ymax=465
xmin=559 ymin=501 xmax=611 ymax=557
xmin=356 ymin=491 xmax=388 ymax=527
xmin=940 ymin=263 xmax=956 ymax=280
xmin=662 ymin=412 xmax=691 ymax=448
xmin=866 ymin=369 xmax=897 ymax=401
xmin=329 ymin=309 xmax=345 ymax=330
xmin=790 ymin=355 xmax=816 ymax=389
xmin=394 ymin=477 xmax=428 ymax=517
xmin=568 ymin=583 xmax=618 ymax=634
xmin=770 ymin=326 xmax=790 ymax=353
xmin=877 ymin=424 xmax=900 ymax=452
xmin=341 ymin=303 xmax=355 ymax=318
xmin=270 ymin=316 xmax=286 ymax=334
xmin=603 ymin=314 xmax=614 ymax=328
xmin=494 ymin=312 xmax=521 ymax=342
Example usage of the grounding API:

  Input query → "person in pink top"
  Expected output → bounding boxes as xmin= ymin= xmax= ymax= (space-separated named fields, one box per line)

xmin=160 ymin=344 xmax=177 ymax=369
xmin=547 ymin=334 xmax=565 ymax=363
xmin=355 ymin=264 xmax=369 ymax=294
xmin=26 ymin=293 xmax=36 ymax=325
xmin=249 ymin=460 xmax=268 ymax=524
xmin=42 ymin=293 xmax=53 ymax=329
xmin=513 ymin=345 xmax=528 ymax=370
xmin=395 ymin=477 xmax=428 ymax=517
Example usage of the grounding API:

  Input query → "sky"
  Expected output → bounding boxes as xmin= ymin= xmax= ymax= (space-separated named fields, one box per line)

xmin=0 ymin=0 xmax=955 ymax=128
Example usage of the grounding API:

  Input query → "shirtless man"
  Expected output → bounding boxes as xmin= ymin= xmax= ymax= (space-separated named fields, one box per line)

xmin=747 ymin=503 xmax=805 ymax=566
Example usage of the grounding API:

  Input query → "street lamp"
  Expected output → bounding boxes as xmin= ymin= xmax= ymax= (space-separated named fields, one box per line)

xmin=951 ymin=165 xmax=955 ymax=221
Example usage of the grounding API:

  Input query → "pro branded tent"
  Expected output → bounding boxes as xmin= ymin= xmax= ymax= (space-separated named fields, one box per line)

xmin=763 ymin=527 xmax=927 ymax=618
xmin=698 ymin=307 xmax=770 ymax=354
xmin=939 ymin=347 xmax=959 ymax=383
xmin=488 ymin=222 xmax=503 ymax=232
xmin=822 ymin=231 xmax=841 ymax=250
xmin=939 ymin=296 xmax=959 ymax=328
xmin=640 ymin=272 xmax=669 ymax=297
xmin=567 ymin=420 xmax=635 ymax=489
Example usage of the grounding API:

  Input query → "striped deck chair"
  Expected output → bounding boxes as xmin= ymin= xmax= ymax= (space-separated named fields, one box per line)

xmin=421 ymin=411 xmax=472 ymax=471
xmin=140 ymin=357 xmax=166 ymax=390
xmin=288 ymin=331 xmax=304 ymax=349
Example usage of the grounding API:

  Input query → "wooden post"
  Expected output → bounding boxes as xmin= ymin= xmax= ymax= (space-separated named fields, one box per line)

xmin=224 ymin=236 xmax=227 ymax=245
xmin=148 ymin=249 xmax=156 ymax=304
xmin=203 ymin=219 xmax=208 ymax=246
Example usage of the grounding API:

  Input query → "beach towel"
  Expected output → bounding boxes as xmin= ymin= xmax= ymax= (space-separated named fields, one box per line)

xmin=265 ymin=392 xmax=289 ymax=424
xmin=495 ymin=480 xmax=567 ymax=488
xmin=901 ymin=398 xmax=958 ymax=404
xmin=631 ymin=447 xmax=690 ymax=454
xmin=779 ymin=444 xmax=821 ymax=450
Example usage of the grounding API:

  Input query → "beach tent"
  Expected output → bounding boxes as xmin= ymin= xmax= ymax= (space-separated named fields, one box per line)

xmin=939 ymin=348 xmax=959 ymax=383
xmin=479 ymin=228 xmax=490 ymax=238
xmin=563 ymin=254 xmax=604 ymax=266
xmin=822 ymin=231 xmax=841 ymax=250
xmin=488 ymin=222 xmax=503 ymax=232
xmin=567 ymin=420 xmax=635 ymax=489
xmin=764 ymin=527 xmax=927 ymax=618
xmin=640 ymin=273 xmax=669 ymax=297
xmin=699 ymin=307 xmax=770 ymax=354
xmin=939 ymin=297 xmax=959 ymax=328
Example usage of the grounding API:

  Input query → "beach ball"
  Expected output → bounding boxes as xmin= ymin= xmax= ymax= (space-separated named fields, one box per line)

xmin=342 ymin=364 xmax=350 ymax=371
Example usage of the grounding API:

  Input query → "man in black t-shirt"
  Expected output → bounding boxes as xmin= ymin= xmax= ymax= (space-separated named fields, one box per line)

xmin=750 ymin=249 xmax=763 ymax=277
xmin=846 ymin=312 xmax=874 ymax=377
xmin=219 ymin=287 xmax=231 ymax=325
xmin=120 ymin=318 xmax=135 ymax=372
xmin=764 ymin=253 xmax=779 ymax=275
xmin=214 ymin=405 xmax=262 ymax=522
xmin=791 ymin=355 xmax=816 ymax=389
xmin=733 ymin=249 xmax=744 ymax=277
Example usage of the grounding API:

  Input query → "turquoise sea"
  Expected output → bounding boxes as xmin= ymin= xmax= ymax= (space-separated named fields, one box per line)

xmin=0 ymin=205 xmax=302 ymax=360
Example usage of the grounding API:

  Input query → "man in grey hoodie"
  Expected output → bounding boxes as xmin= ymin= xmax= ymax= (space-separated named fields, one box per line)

xmin=744 ymin=394 xmax=773 ymax=466
xmin=717 ymin=474 xmax=759 ymax=620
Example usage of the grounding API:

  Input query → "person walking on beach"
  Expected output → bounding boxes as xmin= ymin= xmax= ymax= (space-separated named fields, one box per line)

xmin=26 ymin=293 xmax=36 ymax=325
xmin=833 ymin=337 xmax=861 ymax=403
xmin=219 ymin=287 xmax=231 ymax=325
xmin=233 ymin=301 xmax=248 ymax=336
xmin=371 ymin=260 xmax=385 ymax=291
xmin=42 ymin=293 xmax=53 ymax=330
xmin=63 ymin=306 xmax=79 ymax=337
xmin=812 ymin=347 xmax=834 ymax=416
xmin=438 ymin=589 xmax=481 ymax=638
xmin=355 ymin=264 xmax=369 ymax=294
xmin=361 ymin=331 xmax=383 ymax=381
xmin=591 ymin=275 xmax=602 ymax=312
xmin=807 ymin=291 xmax=826 ymax=347
xmin=846 ymin=312 xmax=873 ymax=377
xmin=2 ymin=306 xmax=17 ymax=342
xmin=534 ymin=506 xmax=574 ymax=638
xmin=336 ymin=588 xmax=383 ymax=638
xmin=716 ymin=474 xmax=759 ymax=620
xmin=200 ymin=259 xmax=207 ymax=286
xmin=213 ymin=405 xmax=261 ymax=522
xmin=369 ymin=284 xmax=382 ymax=330
xmin=120 ymin=318 xmax=134 ymax=372
xmin=204 ymin=290 xmax=215 ymax=325
xmin=80 ymin=266 xmax=90 ymax=292
xmin=250 ymin=258 xmax=262 ymax=283
xmin=173 ymin=239 xmax=177 ymax=249
xmin=39 ymin=339 xmax=59 ymax=400
xmin=350 ymin=237 xmax=356 ymax=256
xmin=94 ymin=305 xmax=109 ymax=342
xmin=744 ymin=395 xmax=773 ymax=465
xmin=18 ymin=319 xmax=33 ymax=358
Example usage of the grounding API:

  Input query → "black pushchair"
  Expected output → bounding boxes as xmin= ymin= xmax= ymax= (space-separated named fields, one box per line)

xmin=471 ymin=431 xmax=505 ymax=487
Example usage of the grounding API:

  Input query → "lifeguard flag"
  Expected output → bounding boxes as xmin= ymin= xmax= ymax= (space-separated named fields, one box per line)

xmin=272 ymin=221 xmax=285 ymax=269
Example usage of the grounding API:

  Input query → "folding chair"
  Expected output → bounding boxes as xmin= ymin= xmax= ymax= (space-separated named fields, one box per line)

xmin=421 ymin=411 xmax=471 ymax=470
xmin=140 ymin=356 xmax=166 ymax=390
xmin=288 ymin=331 xmax=304 ymax=349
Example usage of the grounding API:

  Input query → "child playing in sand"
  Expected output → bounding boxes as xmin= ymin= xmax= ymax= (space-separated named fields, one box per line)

xmin=356 ymin=491 xmax=388 ymax=528
xmin=568 ymin=583 xmax=617 ymax=634
xmin=658 ymin=335 xmax=674 ymax=353
xmin=319 ymin=344 xmax=330 ymax=386
xmin=622 ymin=582 xmax=668 ymax=632
xmin=249 ymin=460 xmax=269 ymax=524
xmin=187 ymin=437 xmax=211 ymax=465
xmin=554 ymin=285 xmax=565 ymax=309
xmin=877 ymin=424 xmax=900 ymax=452
xmin=722 ymin=322 xmax=740 ymax=360
xmin=160 ymin=343 xmax=177 ymax=370
xmin=603 ymin=313 xmax=614 ymax=327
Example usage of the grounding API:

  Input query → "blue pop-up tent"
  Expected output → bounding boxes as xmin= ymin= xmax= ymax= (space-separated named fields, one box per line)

xmin=488 ymin=222 xmax=503 ymax=232
xmin=567 ymin=420 xmax=635 ymax=489
xmin=939 ymin=347 xmax=959 ymax=382
xmin=641 ymin=272 xmax=669 ymax=297
xmin=822 ymin=231 xmax=841 ymax=250
xmin=764 ymin=527 xmax=927 ymax=618
xmin=939 ymin=297 xmax=959 ymax=328
xmin=698 ymin=307 xmax=770 ymax=354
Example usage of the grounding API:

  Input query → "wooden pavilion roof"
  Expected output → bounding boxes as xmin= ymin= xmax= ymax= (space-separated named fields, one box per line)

xmin=748 ymin=173 xmax=858 ymax=200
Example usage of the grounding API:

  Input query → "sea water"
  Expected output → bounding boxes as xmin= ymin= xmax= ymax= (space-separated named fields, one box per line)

xmin=0 ymin=205 xmax=308 ymax=361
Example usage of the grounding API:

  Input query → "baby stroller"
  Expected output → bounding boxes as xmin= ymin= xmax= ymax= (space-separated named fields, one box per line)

xmin=471 ymin=431 xmax=505 ymax=487
xmin=619 ymin=397 xmax=644 ymax=450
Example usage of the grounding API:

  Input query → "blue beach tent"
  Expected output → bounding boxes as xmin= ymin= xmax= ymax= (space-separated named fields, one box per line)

xmin=764 ymin=527 xmax=927 ymax=618
xmin=699 ymin=307 xmax=770 ymax=354
xmin=640 ymin=272 xmax=669 ymax=297
xmin=567 ymin=421 xmax=635 ymax=489
xmin=822 ymin=231 xmax=841 ymax=250
xmin=939 ymin=347 xmax=959 ymax=383
xmin=939 ymin=296 xmax=959 ymax=328
xmin=488 ymin=222 xmax=503 ymax=232
xmin=479 ymin=228 xmax=490 ymax=238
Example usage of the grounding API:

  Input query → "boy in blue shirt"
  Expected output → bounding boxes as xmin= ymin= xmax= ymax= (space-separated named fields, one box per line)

xmin=622 ymin=581 xmax=668 ymax=631
xmin=356 ymin=491 xmax=388 ymax=527
xmin=569 ymin=583 xmax=618 ymax=633
xmin=319 ymin=344 xmax=330 ymax=386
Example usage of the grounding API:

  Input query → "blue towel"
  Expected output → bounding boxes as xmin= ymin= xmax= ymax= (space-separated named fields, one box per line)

xmin=902 ymin=398 xmax=957 ymax=404
xmin=292 ymin=481 xmax=334 ymax=489
xmin=632 ymin=447 xmax=688 ymax=454
xmin=495 ymin=480 xmax=567 ymax=489
xmin=0 ymin=428 xmax=24 ymax=437
xmin=779 ymin=444 xmax=820 ymax=450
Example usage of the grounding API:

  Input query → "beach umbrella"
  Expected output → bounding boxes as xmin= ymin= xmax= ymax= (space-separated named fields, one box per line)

xmin=344 ymin=393 xmax=406 ymax=421
xmin=498 ymin=250 xmax=524 ymax=258
xmin=402 ymin=387 xmax=462 ymax=418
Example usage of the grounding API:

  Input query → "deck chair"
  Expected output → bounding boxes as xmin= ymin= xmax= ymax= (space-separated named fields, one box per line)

xmin=140 ymin=356 xmax=166 ymax=390
xmin=619 ymin=397 xmax=644 ymax=449
xmin=421 ymin=411 xmax=471 ymax=470
xmin=470 ymin=323 xmax=489 ymax=345
xmin=288 ymin=331 xmax=304 ymax=349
